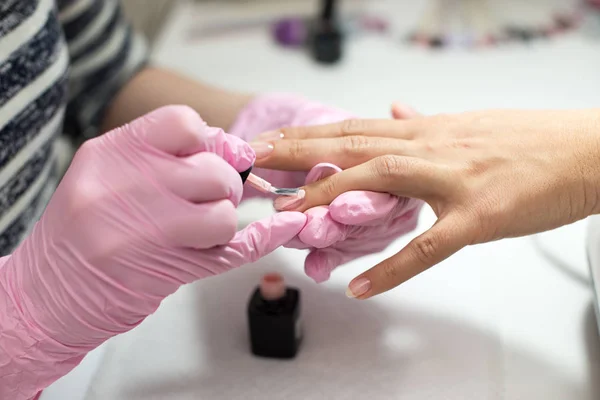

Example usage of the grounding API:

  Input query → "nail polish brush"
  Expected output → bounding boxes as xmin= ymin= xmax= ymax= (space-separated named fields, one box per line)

xmin=245 ymin=172 xmax=302 ymax=197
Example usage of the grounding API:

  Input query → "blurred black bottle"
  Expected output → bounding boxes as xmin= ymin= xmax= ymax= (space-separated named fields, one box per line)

xmin=247 ymin=273 xmax=302 ymax=359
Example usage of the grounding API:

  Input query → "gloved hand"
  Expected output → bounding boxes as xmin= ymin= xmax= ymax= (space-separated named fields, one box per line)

xmin=0 ymin=105 xmax=306 ymax=400
xmin=229 ymin=95 xmax=423 ymax=282
xmin=283 ymin=163 xmax=422 ymax=283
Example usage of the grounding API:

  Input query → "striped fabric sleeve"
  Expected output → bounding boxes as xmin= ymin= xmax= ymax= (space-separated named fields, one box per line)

xmin=56 ymin=0 xmax=148 ymax=139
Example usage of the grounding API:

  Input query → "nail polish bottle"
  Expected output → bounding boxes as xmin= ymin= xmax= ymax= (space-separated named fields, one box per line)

xmin=247 ymin=273 xmax=302 ymax=359
xmin=310 ymin=0 xmax=343 ymax=64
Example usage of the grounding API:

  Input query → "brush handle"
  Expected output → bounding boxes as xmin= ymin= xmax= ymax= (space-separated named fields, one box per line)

xmin=240 ymin=167 xmax=252 ymax=183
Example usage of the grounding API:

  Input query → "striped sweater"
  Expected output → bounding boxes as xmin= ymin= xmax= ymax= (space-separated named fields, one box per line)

xmin=0 ymin=0 xmax=147 ymax=256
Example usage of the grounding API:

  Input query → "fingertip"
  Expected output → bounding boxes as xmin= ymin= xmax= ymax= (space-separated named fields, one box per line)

xmin=206 ymin=129 xmax=256 ymax=173
xmin=291 ymin=174 xmax=343 ymax=213
xmin=304 ymin=251 xmax=332 ymax=283
xmin=273 ymin=190 xmax=307 ymax=212
xmin=391 ymin=102 xmax=419 ymax=120
xmin=345 ymin=275 xmax=373 ymax=299
xmin=297 ymin=206 xmax=347 ymax=248
xmin=267 ymin=211 xmax=308 ymax=238
xmin=283 ymin=236 xmax=311 ymax=250
xmin=329 ymin=191 xmax=396 ymax=225
xmin=304 ymin=162 xmax=342 ymax=185
xmin=305 ymin=249 xmax=343 ymax=283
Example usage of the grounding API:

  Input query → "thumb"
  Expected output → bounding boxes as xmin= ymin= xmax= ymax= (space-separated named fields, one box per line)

xmin=203 ymin=129 xmax=256 ymax=174
xmin=304 ymin=248 xmax=346 ymax=283
xmin=345 ymin=213 xmax=473 ymax=299
xmin=204 ymin=212 xmax=307 ymax=270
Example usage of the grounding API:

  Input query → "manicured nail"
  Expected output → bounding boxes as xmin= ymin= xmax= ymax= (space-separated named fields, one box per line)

xmin=250 ymin=142 xmax=274 ymax=159
xmin=273 ymin=189 xmax=305 ymax=211
xmin=345 ymin=277 xmax=371 ymax=298
xmin=254 ymin=130 xmax=284 ymax=142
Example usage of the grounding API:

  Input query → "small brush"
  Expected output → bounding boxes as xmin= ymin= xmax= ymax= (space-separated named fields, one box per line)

xmin=246 ymin=173 xmax=302 ymax=197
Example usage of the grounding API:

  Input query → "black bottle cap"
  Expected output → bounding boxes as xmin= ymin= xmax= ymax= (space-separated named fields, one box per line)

xmin=429 ymin=36 xmax=444 ymax=48
xmin=239 ymin=166 xmax=252 ymax=183
xmin=312 ymin=27 xmax=342 ymax=64
xmin=311 ymin=0 xmax=342 ymax=64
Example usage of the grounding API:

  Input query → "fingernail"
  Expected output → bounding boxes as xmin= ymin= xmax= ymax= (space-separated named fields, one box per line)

xmin=345 ymin=277 xmax=371 ymax=298
xmin=250 ymin=142 xmax=274 ymax=159
xmin=274 ymin=189 xmax=305 ymax=211
xmin=254 ymin=130 xmax=284 ymax=142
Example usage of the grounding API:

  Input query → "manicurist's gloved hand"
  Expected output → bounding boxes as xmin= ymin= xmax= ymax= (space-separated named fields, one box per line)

xmin=0 ymin=106 xmax=306 ymax=400
xmin=229 ymin=95 xmax=424 ymax=282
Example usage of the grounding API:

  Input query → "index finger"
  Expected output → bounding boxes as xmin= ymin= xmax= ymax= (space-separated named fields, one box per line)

xmin=272 ymin=118 xmax=419 ymax=140
xmin=131 ymin=105 xmax=255 ymax=172
xmin=273 ymin=155 xmax=447 ymax=213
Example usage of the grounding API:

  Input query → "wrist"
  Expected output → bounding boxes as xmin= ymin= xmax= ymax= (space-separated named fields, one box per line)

xmin=577 ymin=109 xmax=600 ymax=216
xmin=0 ymin=256 xmax=85 ymax=399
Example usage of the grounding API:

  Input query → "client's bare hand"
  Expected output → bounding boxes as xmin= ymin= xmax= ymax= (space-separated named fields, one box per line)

xmin=253 ymin=106 xmax=600 ymax=298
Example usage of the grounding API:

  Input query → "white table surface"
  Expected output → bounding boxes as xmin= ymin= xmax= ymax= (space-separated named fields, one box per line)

xmin=42 ymin=1 xmax=600 ymax=399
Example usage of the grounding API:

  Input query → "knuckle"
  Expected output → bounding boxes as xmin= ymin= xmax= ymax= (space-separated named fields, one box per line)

xmin=287 ymin=139 xmax=305 ymax=160
xmin=165 ymin=105 xmax=200 ymax=129
xmin=340 ymin=119 xmax=366 ymax=135
xmin=77 ymin=139 xmax=96 ymax=157
xmin=318 ymin=177 xmax=339 ymax=199
xmin=382 ymin=262 xmax=400 ymax=280
xmin=373 ymin=155 xmax=406 ymax=178
xmin=73 ymin=139 xmax=103 ymax=169
xmin=465 ymin=158 xmax=488 ymax=176
xmin=412 ymin=234 xmax=439 ymax=264
xmin=341 ymin=135 xmax=370 ymax=157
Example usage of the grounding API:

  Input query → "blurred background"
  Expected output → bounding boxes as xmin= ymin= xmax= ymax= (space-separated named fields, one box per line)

xmin=116 ymin=0 xmax=600 ymax=118
xmin=122 ymin=0 xmax=600 ymax=49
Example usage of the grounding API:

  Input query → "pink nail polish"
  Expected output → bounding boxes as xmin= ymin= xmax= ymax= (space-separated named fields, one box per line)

xmin=274 ymin=190 xmax=305 ymax=211
xmin=254 ymin=130 xmax=285 ymax=142
xmin=250 ymin=142 xmax=274 ymax=159
xmin=345 ymin=277 xmax=371 ymax=298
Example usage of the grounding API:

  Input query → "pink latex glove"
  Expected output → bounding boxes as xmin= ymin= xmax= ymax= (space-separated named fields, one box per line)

xmin=0 ymin=106 xmax=306 ymax=400
xmin=229 ymin=94 xmax=422 ymax=282
xmin=285 ymin=163 xmax=423 ymax=282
